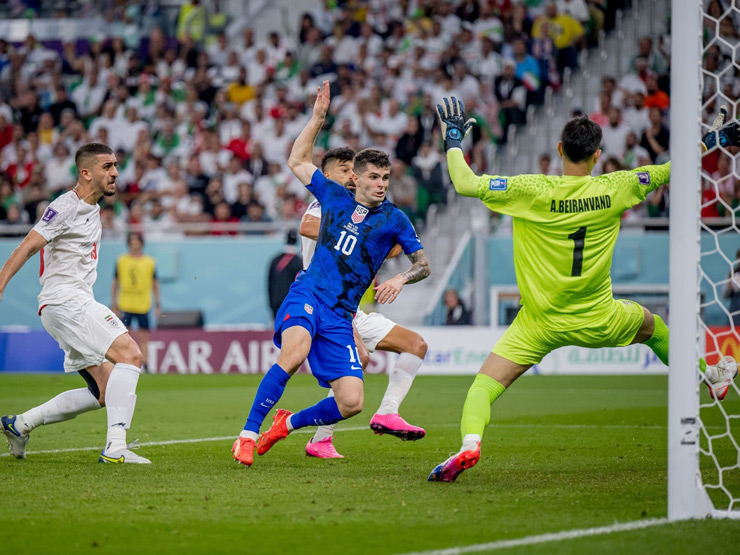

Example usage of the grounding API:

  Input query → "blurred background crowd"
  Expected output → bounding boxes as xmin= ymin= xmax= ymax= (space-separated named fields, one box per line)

xmin=0 ymin=0 xmax=692 ymax=240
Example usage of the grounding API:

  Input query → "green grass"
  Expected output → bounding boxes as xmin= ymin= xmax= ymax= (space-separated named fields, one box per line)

xmin=1 ymin=374 xmax=740 ymax=554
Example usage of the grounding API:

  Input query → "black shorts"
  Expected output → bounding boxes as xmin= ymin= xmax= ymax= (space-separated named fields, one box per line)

xmin=121 ymin=312 xmax=150 ymax=330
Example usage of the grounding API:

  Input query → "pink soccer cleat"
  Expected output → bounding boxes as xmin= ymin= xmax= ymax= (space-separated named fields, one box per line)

xmin=370 ymin=413 xmax=426 ymax=441
xmin=305 ymin=437 xmax=344 ymax=459
xmin=428 ymin=442 xmax=481 ymax=483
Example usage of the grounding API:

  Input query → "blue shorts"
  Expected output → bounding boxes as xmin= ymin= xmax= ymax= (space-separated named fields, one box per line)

xmin=274 ymin=281 xmax=363 ymax=388
xmin=121 ymin=312 xmax=150 ymax=330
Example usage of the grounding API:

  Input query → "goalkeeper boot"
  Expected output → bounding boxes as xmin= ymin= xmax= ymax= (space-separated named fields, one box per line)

xmin=99 ymin=441 xmax=151 ymax=464
xmin=370 ymin=413 xmax=426 ymax=441
xmin=257 ymin=409 xmax=292 ymax=456
xmin=305 ymin=437 xmax=344 ymax=459
xmin=1 ymin=414 xmax=29 ymax=459
xmin=701 ymin=356 xmax=738 ymax=401
xmin=232 ymin=436 xmax=256 ymax=467
xmin=428 ymin=442 xmax=481 ymax=483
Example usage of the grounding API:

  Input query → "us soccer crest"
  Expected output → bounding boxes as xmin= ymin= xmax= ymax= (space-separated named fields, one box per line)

xmin=351 ymin=205 xmax=369 ymax=224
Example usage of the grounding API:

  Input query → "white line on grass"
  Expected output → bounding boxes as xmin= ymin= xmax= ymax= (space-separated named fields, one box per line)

xmin=2 ymin=421 xmax=718 ymax=459
xmin=0 ymin=425 xmax=370 ymax=458
xmin=394 ymin=518 xmax=670 ymax=555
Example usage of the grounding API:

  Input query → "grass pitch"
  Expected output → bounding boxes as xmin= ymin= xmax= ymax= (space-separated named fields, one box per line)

xmin=1 ymin=373 xmax=740 ymax=555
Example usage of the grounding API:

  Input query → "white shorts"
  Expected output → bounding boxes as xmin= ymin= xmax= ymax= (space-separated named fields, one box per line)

xmin=354 ymin=309 xmax=396 ymax=352
xmin=40 ymin=297 xmax=127 ymax=373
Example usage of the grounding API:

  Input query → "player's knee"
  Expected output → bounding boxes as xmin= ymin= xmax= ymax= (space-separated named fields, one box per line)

xmin=409 ymin=334 xmax=428 ymax=358
xmin=337 ymin=392 xmax=363 ymax=418
xmin=123 ymin=344 xmax=144 ymax=368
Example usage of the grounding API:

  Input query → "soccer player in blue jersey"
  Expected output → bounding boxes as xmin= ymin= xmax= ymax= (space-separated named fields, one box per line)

xmin=232 ymin=81 xmax=431 ymax=466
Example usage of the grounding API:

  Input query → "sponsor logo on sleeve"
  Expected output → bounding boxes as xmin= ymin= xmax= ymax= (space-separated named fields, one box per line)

xmin=351 ymin=205 xmax=369 ymax=224
xmin=41 ymin=207 xmax=58 ymax=223
xmin=637 ymin=171 xmax=651 ymax=185
xmin=489 ymin=178 xmax=508 ymax=191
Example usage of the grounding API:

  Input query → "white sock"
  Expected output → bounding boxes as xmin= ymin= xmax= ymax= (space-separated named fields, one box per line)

xmin=18 ymin=388 xmax=101 ymax=433
xmin=105 ymin=363 xmax=141 ymax=452
xmin=460 ymin=434 xmax=482 ymax=451
xmin=312 ymin=390 xmax=336 ymax=441
xmin=376 ymin=353 xmax=423 ymax=415
xmin=462 ymin=433 xmax=481 ymax=452
xmin=239 ymin=430 xmax=258 ymax=441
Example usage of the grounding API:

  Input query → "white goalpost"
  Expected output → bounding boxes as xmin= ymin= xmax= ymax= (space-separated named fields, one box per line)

xmin=669 ymin=0 xmax=740 ymax=520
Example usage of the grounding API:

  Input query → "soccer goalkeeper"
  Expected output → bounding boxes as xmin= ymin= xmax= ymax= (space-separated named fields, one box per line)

xmin=429 ymin=97 xmax=739 ymax=483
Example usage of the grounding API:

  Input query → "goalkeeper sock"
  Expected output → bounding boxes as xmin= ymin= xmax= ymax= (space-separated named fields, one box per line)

xmin=243 ymin=364 xmax=290 ymax=434
xmin=645 ymin=314 xmax=669 ymax=366
xmin=289 ymin=397 xmax=344 ymax=430
xmin=460 ymin=374 xmax=506 ymax=441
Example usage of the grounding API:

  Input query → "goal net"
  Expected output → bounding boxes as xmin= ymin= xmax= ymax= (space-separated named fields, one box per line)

xmin=670 ymin=0 xmax=740 ymax=520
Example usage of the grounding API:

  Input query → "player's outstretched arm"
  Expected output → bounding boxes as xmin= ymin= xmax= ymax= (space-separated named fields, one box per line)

xmin=436 ymin=97 xmax=480 ymax=197
xmin=0 ymin=230 xmax=47 ymax=303
xmin=288 ymin=80 xmax=331 ymax=185
xmin=375 ymin=249 xmax=431 ymax=304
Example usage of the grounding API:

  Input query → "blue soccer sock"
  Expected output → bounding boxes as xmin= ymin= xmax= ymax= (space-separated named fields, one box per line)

xmin=243 ymin=364 xmax=291 ymax=434
xmin=289 ymin=396 xmax=344 ymax=430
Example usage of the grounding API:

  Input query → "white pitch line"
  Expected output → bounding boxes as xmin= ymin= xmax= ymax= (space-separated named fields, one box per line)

xmin=394 ymin=518 xmax=670 ymax=555
xmin=0 ymin=425 xmax=370 ymax=458
xmin=1 ymin=421 xmax=708 ymax=459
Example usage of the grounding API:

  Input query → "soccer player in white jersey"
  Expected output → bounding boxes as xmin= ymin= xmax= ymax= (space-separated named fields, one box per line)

xmin=300 ymin=146 xmax=427 ymax=459
xmin=0 ymin=143 xmax=150 ymax=464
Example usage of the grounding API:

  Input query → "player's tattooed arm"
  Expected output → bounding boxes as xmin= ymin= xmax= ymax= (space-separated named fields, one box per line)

xmin=401 ymin=249 xmax=431 ymax=284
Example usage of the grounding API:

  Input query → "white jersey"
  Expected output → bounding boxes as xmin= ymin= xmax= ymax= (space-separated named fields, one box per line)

xmin=300 ymin=199 xmax=322 ymax=270
xmin=33 ymin=190 xmax=102 ymax=309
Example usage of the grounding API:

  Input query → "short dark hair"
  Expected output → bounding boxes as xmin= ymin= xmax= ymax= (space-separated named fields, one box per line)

xmin=353 ymin=148 xmax=390 ymax=175
xmin=127 ymin=232 xmax=144 ymax=247
xmin=75 ymin=142 xmax=114 ymax=171
xmin=560 ymin=116 xmax=602 ymax=163
xmin=321 ymin=147 xmax=355 ymax=171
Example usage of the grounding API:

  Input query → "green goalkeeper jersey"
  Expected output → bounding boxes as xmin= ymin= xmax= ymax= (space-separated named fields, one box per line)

xmin=447 ymin=149 xmax=671 ymax=330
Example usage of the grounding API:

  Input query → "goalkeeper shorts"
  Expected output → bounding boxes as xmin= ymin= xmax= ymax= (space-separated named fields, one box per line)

xmin=492 ymin=299 xmax=646 ymax=367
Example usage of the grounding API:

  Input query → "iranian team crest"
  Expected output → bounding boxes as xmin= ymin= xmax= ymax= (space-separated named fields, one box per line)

xmin=351 ymin=205 xmax=369 ymax=224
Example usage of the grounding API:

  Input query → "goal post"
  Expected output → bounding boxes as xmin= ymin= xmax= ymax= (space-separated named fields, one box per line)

xmin=667 ymin=0 xmax=703 ymax=521
xmin=669 ymin=0 xmax=740 ymax=521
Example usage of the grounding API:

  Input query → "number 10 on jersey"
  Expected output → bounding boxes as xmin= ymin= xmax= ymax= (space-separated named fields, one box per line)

xmin=334 ymin=231 xmax=357 ymax=255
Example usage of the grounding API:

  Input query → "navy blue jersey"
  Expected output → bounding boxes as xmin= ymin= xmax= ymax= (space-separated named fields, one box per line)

xmin=296 ymin=169 xmax=423 ymax=318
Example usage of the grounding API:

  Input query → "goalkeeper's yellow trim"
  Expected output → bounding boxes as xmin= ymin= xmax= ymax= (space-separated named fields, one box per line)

xmin=446 ymin=148 xmax=480 ymax=197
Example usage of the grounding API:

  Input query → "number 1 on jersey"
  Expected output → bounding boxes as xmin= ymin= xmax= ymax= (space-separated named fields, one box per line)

xmin=568 ymin=227 xmax=587 ymax=277
xmin=334 ymin=230 xmax=357 ymax=256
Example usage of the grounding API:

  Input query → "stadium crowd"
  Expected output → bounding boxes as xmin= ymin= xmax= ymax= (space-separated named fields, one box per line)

xmin=0 ymin=0 xmax=633 ymax=238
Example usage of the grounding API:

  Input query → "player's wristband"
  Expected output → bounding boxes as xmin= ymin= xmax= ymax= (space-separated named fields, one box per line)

xmin=444 ymin=127 xmax=464 ymax=151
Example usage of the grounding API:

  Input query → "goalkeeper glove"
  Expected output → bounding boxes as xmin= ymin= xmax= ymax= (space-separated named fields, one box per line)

xmin=436 ymin=96 xmax=476 ymax=151
xmin=702 ymin=106 xmax=740 ymax=151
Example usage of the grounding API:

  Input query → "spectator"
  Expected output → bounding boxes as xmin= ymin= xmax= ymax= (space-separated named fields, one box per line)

xmin=412 ymin=142 xmax=446 ymax=222
xmin=389 ymin=159 xmax=417 ymax=222
xmin=600 ymin=106 xmax=630 ymax=158
xmin=494 ymin=59 xmax=526 ymax=142
xmin=267 ymin=229 xmax=303 ymax=319
xmin=622 ymin=131 xmax=652 ymax=169
xmin=532 ymin=3 xmax=584 ymax=73
xmin=444 ymin=289 xmax=472 ymax=325
xmin=640 ymin=107 xmax=670 ymax=163
xmin=211 ymin=201 xmax=239 ymax=235
xmin=112 ymin=232 xmax=161 ymax=371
